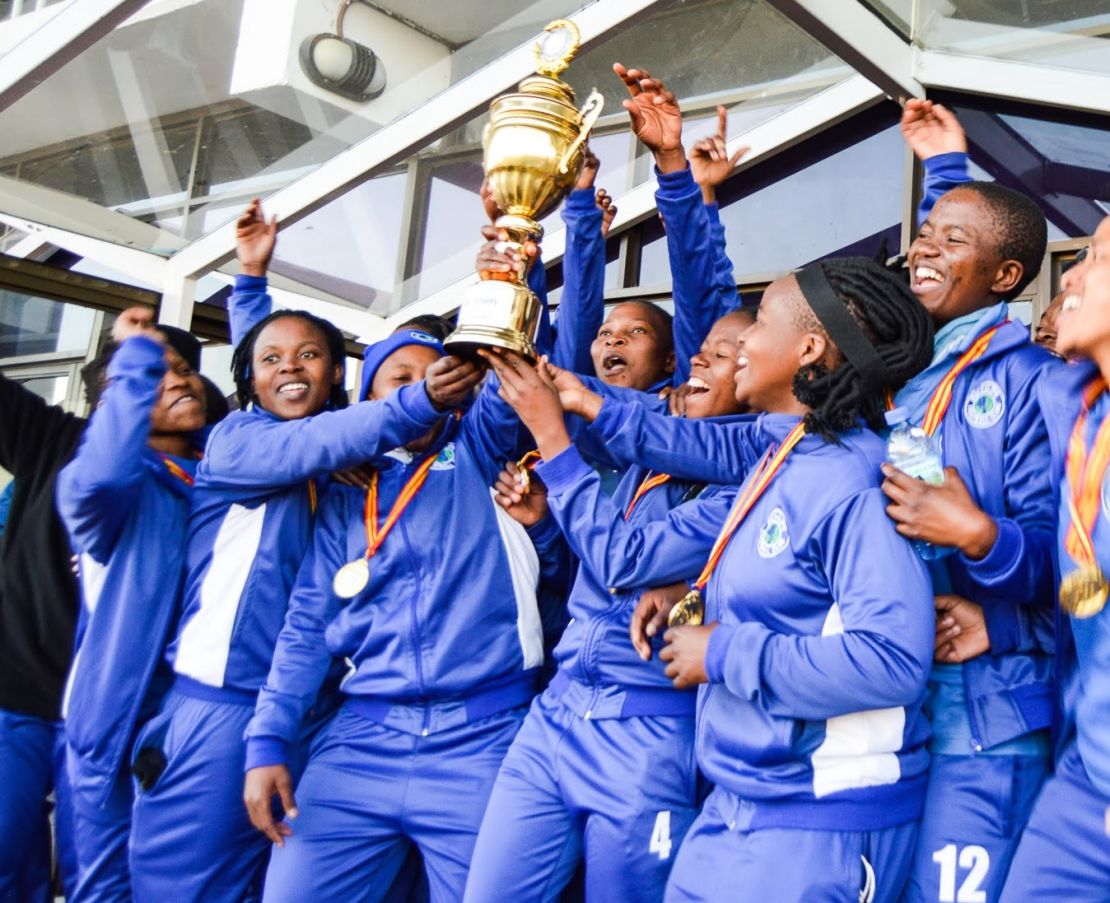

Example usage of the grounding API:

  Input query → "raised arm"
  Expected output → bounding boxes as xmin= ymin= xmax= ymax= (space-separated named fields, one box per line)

xmin=901 ymin=99 xmax=972 ymax=226
xmin=553 ymin=152 xmax=607 ymax=374
xmin=232 ymin=199 xmax=278 ymax=345
xmin=537 ymin=444 xmax=733 ymax=589
xmin=56 ymin=336 xmax=164 ymax=561
xmin=200 ymin=381 xmax=446 ymax=490
xmin=0 ymin=371 xmax=81 ymax=478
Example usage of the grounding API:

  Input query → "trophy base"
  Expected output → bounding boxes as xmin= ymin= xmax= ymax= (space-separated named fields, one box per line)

xmin=445 ymin=278 xmax=540 ymax=362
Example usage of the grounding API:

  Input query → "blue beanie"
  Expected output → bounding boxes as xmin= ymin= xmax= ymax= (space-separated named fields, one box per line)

xmin=359 ymin=330 xmax=445 ymax=401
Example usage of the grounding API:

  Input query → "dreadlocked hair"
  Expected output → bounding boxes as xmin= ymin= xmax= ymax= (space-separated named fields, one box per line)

xmin=791 ymin=257 xmax=934 ymax=442
xmin=231 ymin=310 xmax=349 ymax=413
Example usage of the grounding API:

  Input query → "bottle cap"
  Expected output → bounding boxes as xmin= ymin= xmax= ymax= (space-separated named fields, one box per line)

xmin=884 ymin=406 xmax=910 ymax=427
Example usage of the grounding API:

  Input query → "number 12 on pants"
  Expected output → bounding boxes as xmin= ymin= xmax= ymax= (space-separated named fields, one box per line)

xmin=932 ymin=844 xmax=989 ymax=903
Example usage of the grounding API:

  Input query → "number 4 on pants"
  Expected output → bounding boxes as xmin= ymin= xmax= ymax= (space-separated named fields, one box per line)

xmin=649 ymin=811 xmax=672 ymax=861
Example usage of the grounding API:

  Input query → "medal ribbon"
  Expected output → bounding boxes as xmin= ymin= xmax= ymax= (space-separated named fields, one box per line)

xmin=158 ymin=452 xmax=197 ymax=487
xmin=691 ymin=421 xmax=806 ymax=591
xmin=361 ymin=453 xmax=438 ymax=561
xmin=308 ymin=479 xmax=318 ymax=515
xmin=920 ymin=325 xmax=1004 ymax=436
xmin=625 ymin=472 xmax=672 ymax=520
xmin=1064 ymin=377 xmax=1110 ymax=569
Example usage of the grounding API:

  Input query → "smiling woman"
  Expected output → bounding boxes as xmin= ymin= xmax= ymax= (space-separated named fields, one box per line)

xmin=589 ymin=300 xmax=675 ymax=390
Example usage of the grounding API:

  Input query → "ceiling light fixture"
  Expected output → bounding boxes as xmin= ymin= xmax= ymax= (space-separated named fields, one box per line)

xmin=300 ymin=0 xmax=387 ymax=102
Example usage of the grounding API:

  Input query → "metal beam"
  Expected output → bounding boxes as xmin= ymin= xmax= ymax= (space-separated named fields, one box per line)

xmin=164 ymin=0 xmax=679 ymax=282
xmin=0 ymin=0 xmax=149 ymax=110
xmin=376 ymin=74 xmax=886 ymax=334
xmin=915 ymin=50 xmax=1110 ymax=116
xmin=766 ymin=0 xmax=921 ymax=102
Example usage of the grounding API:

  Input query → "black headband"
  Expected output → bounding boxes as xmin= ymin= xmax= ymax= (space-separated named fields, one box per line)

xmin=796 ymin=264 xmax=888 ymax=395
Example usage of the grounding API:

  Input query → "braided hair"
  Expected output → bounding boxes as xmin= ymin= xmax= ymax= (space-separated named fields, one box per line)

xmin=231 ymin=310 xmax=349 ymax=412
xmin=791 ymin=256 xmax=934 ymax=442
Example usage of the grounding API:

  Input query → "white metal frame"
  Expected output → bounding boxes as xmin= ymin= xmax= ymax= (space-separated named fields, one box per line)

xmin=0 ymin=0 xmax=1107 ymax=335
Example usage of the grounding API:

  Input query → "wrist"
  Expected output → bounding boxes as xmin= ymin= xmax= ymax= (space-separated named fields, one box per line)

xmin=960 ymin=512 xmax=999 ymax=561
xmin=578 ymin=391 xmax=603 ymax=423
xmin=699 ymin=184 xmax=716 ymax=204
xmin=534 ymin=422 xmax=571 ymax=461
xmin=653 ymin=147 xmax=687 ymax=174
xmin=240 ymin=262 xmax=268 ymax=278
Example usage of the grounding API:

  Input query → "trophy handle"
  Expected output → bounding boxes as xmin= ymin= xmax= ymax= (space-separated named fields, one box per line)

xmin=557 ymin=89 xmax=605 ymax=175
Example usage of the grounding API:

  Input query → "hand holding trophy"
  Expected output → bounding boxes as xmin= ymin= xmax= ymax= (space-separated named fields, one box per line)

xmin=444 ymin=19 xmax=604 ymax=361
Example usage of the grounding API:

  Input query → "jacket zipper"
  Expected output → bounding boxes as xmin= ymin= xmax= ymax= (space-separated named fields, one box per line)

xmin=397 ymin=506 xmax=430 ymax=737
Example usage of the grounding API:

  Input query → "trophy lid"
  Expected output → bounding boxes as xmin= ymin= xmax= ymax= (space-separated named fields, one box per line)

xmin=534 ymin=19 xmax=581 ymax=78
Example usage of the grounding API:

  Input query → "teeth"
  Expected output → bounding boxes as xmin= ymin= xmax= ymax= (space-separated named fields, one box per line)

xmin=737 ymin=356 xmax=749 ymax=368
xmin=688 ymin=377 xmax=709 ymax=390
xmin=278 ymin=382 xmax=308 ymax=394
xmin=915 ymin=266 xmax=944 ymax=282
xmin=1062 ymin=294 xmax=1081 ymax=312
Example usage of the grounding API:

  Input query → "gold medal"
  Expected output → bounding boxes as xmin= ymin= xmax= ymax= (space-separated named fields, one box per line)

xmin=1059 ymin=565 xmax=1108 ymax=619
xmin=333 ymin=559 xmax=370 ymax=599
xmin=668 ymin=590 xmax=704 ymax=628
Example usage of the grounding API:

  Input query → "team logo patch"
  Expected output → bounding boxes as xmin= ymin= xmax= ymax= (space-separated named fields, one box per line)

xmin=409 ymin=330 xmax=437 ymax=344
xmin=757 ymin=507 xmax=789 ymax=558
xmin=964 ymin=380 xmax=1005 ymax=429
xmin=431 ymin=442 xmax=456 ymax=470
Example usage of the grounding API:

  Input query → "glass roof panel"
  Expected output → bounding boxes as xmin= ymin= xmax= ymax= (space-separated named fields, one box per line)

xmin=914 ymin=0 xmax=1110 ymax=75
xmin=858 ymin=1 xmax=912 ymax=37
xmin=257 ymin=0 xmax=852 ymax=318
xmin=0 ymin=0 xmax=593 ymax=252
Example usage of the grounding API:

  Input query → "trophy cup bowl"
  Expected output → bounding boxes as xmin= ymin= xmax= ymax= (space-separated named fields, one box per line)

xmin=445 ymin=20 xmax=603 ymax=361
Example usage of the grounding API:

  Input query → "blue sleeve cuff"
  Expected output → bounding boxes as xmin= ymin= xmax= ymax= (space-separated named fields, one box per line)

xmin=244 ymin=736 xmax=289 ymax=771
xmin=109 ymin=334 xmax=166 ymax=377
xmin=654 ymin=164 xmax=697 ymax=199
xmin=705 ymin=621 xmax=735 ymax=683
xmin=402 ymin=381 xmax=446 ymax=426
xmin=564 ymin=187 xmax=597 ymax=211
xmin=704 ymin=201 xmax=722 ymax=226
xmin=721 ymin=621 xmax=772 ymax=701
xmin=923 ymin=151 xmax=970 ymax=180
xmin=534 ymin=444 xmax=593 ymax=494
xmin=960 ymin=517 xmax=1021 ymax=583
xmin=234 ymin=274 xmax=268 ymax=291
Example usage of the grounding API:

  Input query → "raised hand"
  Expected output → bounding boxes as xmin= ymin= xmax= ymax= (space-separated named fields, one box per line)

xmin=576 ymin=148 xmax=600 ymax=191
xmin=236 ymin=198 xmax=277 ymax=278
xmin=424 ymin=355 xmax=486 ymax=410
xmin=613 ymin=63 xmax=685 ymax=173
xmin=596 ymin=189 xmax=617 ymax=237
xmin=900 ymin=98 xmax=967 ymax=162
xmin=112 ymin=306 xmax=156 ymax=343
xmin=540 ymin=359 xmax=603 ymax=422
xmin=492 ymin=461 xmax=549 ymax=527
xmin=689 ymin=106 xmax=749 ymax=202
xmin=480 ymin=350 xmax=571 ymax=459
xmin=476 ymin=224 xmax=533 ymax=281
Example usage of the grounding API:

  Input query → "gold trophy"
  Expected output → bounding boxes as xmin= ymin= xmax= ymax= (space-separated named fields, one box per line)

xmin=445 ymin=19 xmax=604 ymax=360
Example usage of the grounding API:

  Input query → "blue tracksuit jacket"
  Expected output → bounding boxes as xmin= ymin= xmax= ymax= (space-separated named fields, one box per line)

xmin=165 ymin=384 xmax=447 ymax=696
xmin=542 ymin=405 xmax=934 ymax=829
xmin=899 ymin=321 xmax=1060 ymax=749
xmin=56 ymin=336 xmax=198 ymax=806
xmin=537 ymin=417 xmax=746 ymax=712
xmin=244 ymin=381 xmax=566 ymax=766
xmin=1037 ymin=359 xmax=1110 ymax=794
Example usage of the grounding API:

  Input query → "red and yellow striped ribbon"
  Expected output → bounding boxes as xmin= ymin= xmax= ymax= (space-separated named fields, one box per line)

xmin=361 ymin=452 xmax=438 ymax=561
xmin=625 ymin=472 xmax=673 ymax=520
xmin=1064 ymin=377 xmax=1110 ymax=569
xmin=159 ymin=453 xmax=197 ymax=487
xmin=920 ymin=325 xmax=1004 ymax=436
xmin=692 ymin=421 xmax=806 ymax=591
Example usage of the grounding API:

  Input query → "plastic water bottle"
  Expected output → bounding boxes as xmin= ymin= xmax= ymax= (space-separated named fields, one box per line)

xmin=885 ymin=406 xmax=951 ymax=561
